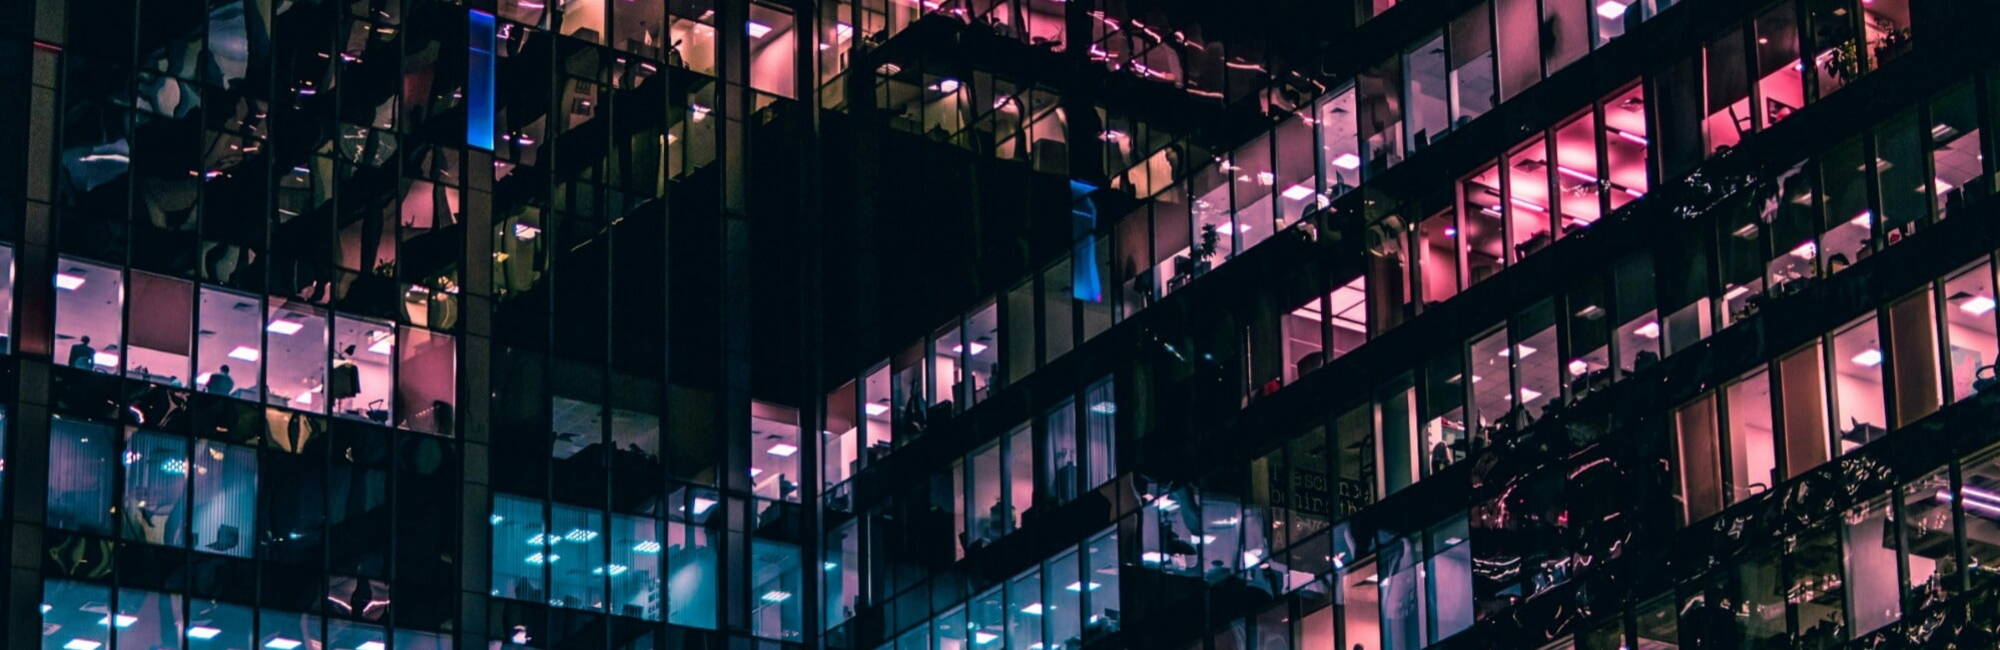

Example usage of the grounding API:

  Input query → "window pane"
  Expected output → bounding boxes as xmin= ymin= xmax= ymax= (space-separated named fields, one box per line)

xmin=1379 ymin=534 xmax=1422 ymax=649
xmin=49 ymin=417 xmax=116 ymax=535
xmin=1284 ymin=294 xmax=1328 ymax=386
xmin=197 ymin=286 xmax=261 ymax=400
xmin=892 ymin=342 xmax=925 ymax=445
xmin=1779 ymin=343 xmax=1831 ymax=477
xmin=825 ymin=380 xmax=858 ymax=489
xmin=1378 ymin=376 xmax=1419 ymax=497
xmin=1704 ymin=27 xmax=1753 ymax=156
xmin=1405 ymin=33 xmax=1450 ymax=152
xmin=1942 ymin=262 xmax=1997 ymax=402
xmin=750 ymin=400 xmax=802 ymax=502
xmin=750 ymin=538 xmax=803 ymax=640
xmin=1542 ymin=0 xmax=1589 ymax=73
xmin=1596 ymin=0 xmax=1639 ymax=44
xmin=1830 ymin=315 xmax=1886 ymax=451
xmin=1231 ymin=135 xmax=1276 ymax=249
xmin=1469 ymin=328 xmax=1510 ymax=443
xmin=1461 ymin=163 xmax=1506 ymax=283
xmin=56 ymin=257 xmax=123 ymax=374
xmin=1844 ymin=496 xmax=1901 ymax=636
xmin=259 ymin=610 xmax=319 ymax=650
xmin=126 ymin=271 xmax=191 ymax=386
xmin=1319 ymin=87 xmax=1362 ymax=196
xmin=1879 ymin=110 xmax=1929 ymax=238
xmin=935 ymin=606 xmax=968 ymax=650
xmin=1602 ymin=84 xmax=1649 ymax=210
xmin=1084 ymin=530 xmax=1120 ymax=639
xmin=1506 ymin=138 xmax=1555 ymax=261
xmin=1042 ymin=259 xmax=1075 ymax=363
xmin=1754 ymin=3 xmax=1804 ymax=129
xmin=1425 ymin=516 xmax=1474 ymax=641
xmin=932 ymin=320 xmax=964 ymax=414
xmin=1423 ymin=352 xmax=1468 ymax=476
xmin=41 ymin=579 xmax=111 ymax=650
xmin=191 ymin=439 xmax=255 ymax=557
xmin=332 ymin=316 xmax=395 ymax=423
xmin=970 ymin=442 xmax=1003 ymax=547
xmin=1418 ymin=210 xmax=1460 ymax=306
xmin=1084 ymin=378 xmax=1116 ymax=489
xmin=1342 ymin=562 xmax=1382 ymax=650
xmin=1888 ymin=288 xmax=1941 ymax=426
xmin=122 ymin=429 xmax=188 ymax=547
xmin=396 ymin=326 xmax=456 ymax=434
xmin=824 ymin=519 xmax=860 ymax=629
xmin=1862 ymin=0 xmax=1913 ymax=67
xmin=965 ymin=300 xmax=999 ymax=402
xmin=1820 ymin=137 xmax=1872 ymax=274
xmin=115 ymin=587 xmax=180 ymax=650
xmin=1724 ymin=370 xmax=1777 ymax=504
xmin=970 ymin=587 xmax=1003 ymax=648
xmin=1553 ymin=111 xmax=1602 ymax=231
xmin=1007 ymin=424 xmax=1034 ymax=532
xmin=1494 ymin=0 xmax=1540 ymax=101
xmin=1675 ymin=394 xmax=1724 ymax=524
xmin=668 ymin=519 xmax=718 ymax=628
xmin=188 ymin=598 xmax=254 ymax=649
xmin=0 ymin=245 xmax=12 ymax=353
xmin=1901 ymin=466 xmax=1954 ymax=608
xmin=863 ymin=363 xmax=892 ymax=461
xmin=1448 ymin=3 xmax=1495 ymax=126
xmin=1046 ymin=549 xmax=1083 ymax=648
xmin=1359 ymin=56 xmax=1405 ymax=174
xmin=1007 ymin=568 xmax=1043 ymax=650
xmin=1932 ymin=83 xmax=1983 ymax=218
xmin=550 ymin=503 xmax=606 ymax=610
xmin=747 ymin=4 xmax=797 ymax=99
xmin=491 ymin=493 xmax=544 ymax=600
xmin=1514 ymin=302 xmax=1560 ymax=423
xmin=1005 ymin=281 xmax=1035 ymax=385
xmin=1045 ymin=399 xmax=1078 ymax=504
xmin=265 ymin=300 xmax=328 ymax=412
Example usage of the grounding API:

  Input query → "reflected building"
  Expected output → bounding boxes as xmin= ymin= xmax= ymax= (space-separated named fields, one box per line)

xmin=4 ymin=0 xmax=2000 ymax=648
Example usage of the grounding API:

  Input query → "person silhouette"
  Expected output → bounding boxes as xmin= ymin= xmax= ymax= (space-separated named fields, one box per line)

xmin=68 ymin=335 xmax=97 ymax=369
xmin=207 ymin=364 xmax=236 ymax=396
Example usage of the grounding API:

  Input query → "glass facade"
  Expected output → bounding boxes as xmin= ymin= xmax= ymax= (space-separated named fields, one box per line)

xmin=3 ymin=0 xmax=1998 ymax=648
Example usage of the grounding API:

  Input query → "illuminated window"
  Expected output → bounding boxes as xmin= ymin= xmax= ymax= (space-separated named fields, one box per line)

xmin=54 ymin=257 xmax=123 ymax=375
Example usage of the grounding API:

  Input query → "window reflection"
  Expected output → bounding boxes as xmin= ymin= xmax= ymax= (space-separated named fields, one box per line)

xmin=49 ymin=417 xmax=116 ymax=535
xmin=122 ymin=429 xmax=188 ymax=547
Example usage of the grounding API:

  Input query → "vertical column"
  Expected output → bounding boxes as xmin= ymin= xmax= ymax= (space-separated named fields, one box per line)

xmin=715 ymin=0 xmax=754 ymax=636
xmin=460 ymin=4 xmax=498 ymax=645
xmin=6 ymin=5 xmax=63 ymax=648
xmin=796 ymin=1 xmax=827 ymax=646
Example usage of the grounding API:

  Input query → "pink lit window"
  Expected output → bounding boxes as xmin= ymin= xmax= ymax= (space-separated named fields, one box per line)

xmin=1505 ymin=138 xmax=1555 ymax=261
xmin=1601 ymin=84 xmax=1649 ymax=210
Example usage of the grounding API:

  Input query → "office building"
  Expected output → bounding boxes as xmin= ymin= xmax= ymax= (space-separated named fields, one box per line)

xmin=4 ymin=0 xmax=2000 ymax=648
